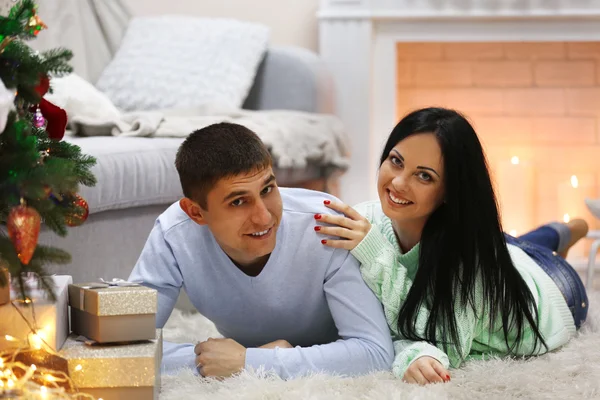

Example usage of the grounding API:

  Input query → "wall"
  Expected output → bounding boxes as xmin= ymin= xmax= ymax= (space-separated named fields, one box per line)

xmin=124 ymin=0 xmax=319 ymax=51
xmin=396 ymin=41 xmax=600 ymax=258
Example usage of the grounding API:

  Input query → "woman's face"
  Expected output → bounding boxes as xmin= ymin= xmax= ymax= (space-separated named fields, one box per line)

xmin=377 ymin=133 xmax=445 ymax=226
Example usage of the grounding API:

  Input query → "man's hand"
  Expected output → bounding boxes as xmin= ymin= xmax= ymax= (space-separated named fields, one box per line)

xmin=259 ymin=339 xmax=293 ymax=349
xmin=403 ymin=356 xmax=450 ymax=385
xmin=194 ymin=338 xmax=247 ymax=378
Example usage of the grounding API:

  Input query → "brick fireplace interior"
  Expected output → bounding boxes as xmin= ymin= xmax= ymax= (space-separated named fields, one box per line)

xmin=395 ymin=42 xmax=600 ymax=260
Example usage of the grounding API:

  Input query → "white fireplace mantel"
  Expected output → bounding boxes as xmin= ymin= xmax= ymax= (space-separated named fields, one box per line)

xmin=318 ymin=0 xmax=600 ymax=205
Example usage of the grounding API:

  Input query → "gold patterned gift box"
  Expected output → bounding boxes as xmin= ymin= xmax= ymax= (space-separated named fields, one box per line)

xmin=59 ymin=329 xmax=162 ymax=400
xmin=68 ymin=281 xmax=157 ymax=343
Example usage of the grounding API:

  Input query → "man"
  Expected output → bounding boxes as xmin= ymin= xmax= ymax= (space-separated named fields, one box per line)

xmin=129 ymin=123 xmax=393 ymax=379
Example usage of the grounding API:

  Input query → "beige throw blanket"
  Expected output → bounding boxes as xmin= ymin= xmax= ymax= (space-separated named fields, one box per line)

xmin=67 ymin=103 xmax=350 ymax=170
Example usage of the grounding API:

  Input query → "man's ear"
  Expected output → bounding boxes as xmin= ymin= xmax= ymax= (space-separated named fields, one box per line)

xmin=179 ymin=197 xmax=207 ymax=225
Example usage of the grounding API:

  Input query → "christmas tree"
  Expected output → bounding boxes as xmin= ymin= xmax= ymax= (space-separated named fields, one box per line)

xmin=0 ymin=0 xmax=96 ymax=301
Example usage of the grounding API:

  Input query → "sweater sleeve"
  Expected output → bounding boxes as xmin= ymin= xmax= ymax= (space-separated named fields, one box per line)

xmin=392 ymin=340 xmax=450 ymax=378
xmin=244 ymin=249 xmax=394 ymax=379
xmin=129 ymin=219 xmax=196 ymax=374
xmin=351 ymin=225 xmax=482 ymax=377
xmin=129 ymin=219 xmax=183 ymax=327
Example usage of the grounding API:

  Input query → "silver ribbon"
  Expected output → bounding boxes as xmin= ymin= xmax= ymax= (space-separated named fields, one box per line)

xmin=99 ymin=278 xmax=141 ymax=287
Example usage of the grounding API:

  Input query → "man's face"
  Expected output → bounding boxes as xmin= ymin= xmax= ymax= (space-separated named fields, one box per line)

xmin=195 ymin=167 xmax=283 ymax=267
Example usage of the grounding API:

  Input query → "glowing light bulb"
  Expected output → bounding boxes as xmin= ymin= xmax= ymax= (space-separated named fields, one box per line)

xmin=30 ymin=364 xmax=36 ymax=371
xmin=7 ymin=378 xmax=14 ymax=388
xmin=511 ymin=156 xmax=519 ymax=165
xmin=563 ymin=213 xmax=570 ymax=223
xmin=75 ymin=364 xmax=83 ymax=372
xmin=31 ymin=333 xmax=42 ymax=350
xmin=4 ymin=335 xmax=17 ymax=341
xmin=570 ymin=175 xmax=578 ymax=188
xmin=44 ymin=374 xmax=57 ymax=382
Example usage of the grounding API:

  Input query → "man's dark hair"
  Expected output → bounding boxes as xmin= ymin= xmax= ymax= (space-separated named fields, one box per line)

xmin=175 ymin=122 xmax=272 ymax=208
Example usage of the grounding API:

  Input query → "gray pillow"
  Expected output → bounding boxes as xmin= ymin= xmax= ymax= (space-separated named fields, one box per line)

xmin=96 ymin=16 xmax=270 ymax=111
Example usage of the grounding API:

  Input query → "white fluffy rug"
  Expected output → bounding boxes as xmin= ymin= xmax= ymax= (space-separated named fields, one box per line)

xmin=160 ymin=291 xmax=600 ymax=399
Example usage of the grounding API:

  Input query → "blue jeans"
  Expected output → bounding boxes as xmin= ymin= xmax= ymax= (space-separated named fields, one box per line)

xmin=505 ymin=224 xmax=588 ymax=329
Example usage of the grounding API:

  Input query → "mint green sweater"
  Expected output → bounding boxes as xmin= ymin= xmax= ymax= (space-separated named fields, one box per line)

xmin=352 ymin=201 xmax=576 ymax=378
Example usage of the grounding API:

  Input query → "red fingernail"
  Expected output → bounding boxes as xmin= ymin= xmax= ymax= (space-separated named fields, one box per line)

xmin=314 ymin=214 xmax=322 ymax=219
xmin=324 ymin=200 xmax=330 ymax=205
xmin=321 ymin=239 xmax=327 ymax=244
xmin=446 ymin=375 xmax=451 ymax=381
xmin=314 ymin=226 xmax=321 ymax=231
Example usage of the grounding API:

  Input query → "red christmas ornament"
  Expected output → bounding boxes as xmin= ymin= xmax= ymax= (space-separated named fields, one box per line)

xmin=39 ymin=98 xmax=67 ymax=140
xmin=34 ymin=74 xmax=67 ymax=140
xmin=64 ymin=193 xmax=89 ymax=227
xmin=35 ymin=74 xmax=50 ymax=97
xmin=7 ymin=205 xmax=41 ymax=265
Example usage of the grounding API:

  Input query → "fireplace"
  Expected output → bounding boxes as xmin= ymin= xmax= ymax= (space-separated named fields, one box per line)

xmin=318 ymin=0 xmax=600 ymax=260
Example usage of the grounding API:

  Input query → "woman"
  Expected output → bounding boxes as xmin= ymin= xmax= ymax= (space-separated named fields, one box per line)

xmin=315 ymin=107 xmax=589 ymax=385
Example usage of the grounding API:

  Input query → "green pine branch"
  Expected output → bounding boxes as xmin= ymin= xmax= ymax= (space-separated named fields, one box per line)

xmin=0 ymin=234 xmax=71 ymax=302
xmin=0 ymin=0 xmax=36 ymax=39
xmin=8 ymin=0 xmax=36 ymax=24
xmin=41 ymin=48 xmax=73 ymax=76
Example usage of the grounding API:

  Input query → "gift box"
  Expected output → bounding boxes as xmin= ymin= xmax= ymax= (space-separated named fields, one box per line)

xmin=0 ymin=267 xmax=9 ymax=306
xmin=59 ymin=329 xmax=162 ymax=400
xmin=68 ymin=281 xmax=157 ymax=343
xmin=0 ymin=275 xmax=71 ymax=352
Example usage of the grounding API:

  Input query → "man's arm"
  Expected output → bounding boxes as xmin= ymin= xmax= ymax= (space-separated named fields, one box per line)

xmin=244 ymin=249 xmax=394 ymax=379
xmin=129 ymin=219 xmax=197 ymax=373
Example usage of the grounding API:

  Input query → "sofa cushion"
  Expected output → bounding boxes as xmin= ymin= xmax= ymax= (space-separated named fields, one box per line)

xmin=65 ymin=136 xmax=184 ymax=214
xmin=64 ymin=136 xmax=326 ymax=215
xmin=95 ymin=16 xmax=269 ymax=111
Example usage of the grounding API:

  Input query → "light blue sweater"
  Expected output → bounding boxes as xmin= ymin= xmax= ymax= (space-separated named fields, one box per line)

xmin=129 ymin=188 xmax=394 ymax=379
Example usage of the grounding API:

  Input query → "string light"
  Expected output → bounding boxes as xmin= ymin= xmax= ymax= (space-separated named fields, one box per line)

xmin=29 ymin=332 xmax=43 ymax=350
xmin=0 ymin=300 xmax=96 ymax=400
xmin=563 ymin=213 xmax=570 ymax=223
xmin=511 ymin=156 xmax=520 ymax=165
xmin=570 ymin=175 xmax=578 ymax=189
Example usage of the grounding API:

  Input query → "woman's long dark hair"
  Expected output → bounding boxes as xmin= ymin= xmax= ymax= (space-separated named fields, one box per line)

xmin=383 ymin=107 xmax=547 ymax=359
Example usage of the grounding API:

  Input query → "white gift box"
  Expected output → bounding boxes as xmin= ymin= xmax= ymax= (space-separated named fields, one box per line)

xmin=0 ymin=275 xmax=72 ymax=352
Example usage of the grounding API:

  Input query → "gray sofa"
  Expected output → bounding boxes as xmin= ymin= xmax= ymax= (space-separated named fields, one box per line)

xmin=40 ymin=45 xmax=340 ymax=290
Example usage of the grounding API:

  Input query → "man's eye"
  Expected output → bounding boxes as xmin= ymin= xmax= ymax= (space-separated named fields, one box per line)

xmin=261 ymin=186 xmax=273 ymax=195
xmin=231 ymin=198 xmax=245 ymax=207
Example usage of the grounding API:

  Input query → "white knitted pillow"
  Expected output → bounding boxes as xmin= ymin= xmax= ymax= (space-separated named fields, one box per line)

xmin=96 ymin=16 xmax=270 ymax=111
